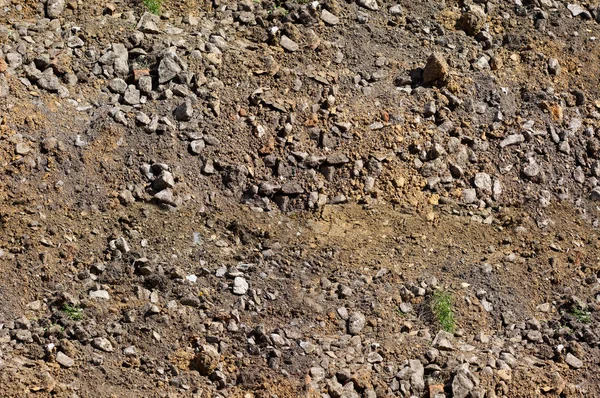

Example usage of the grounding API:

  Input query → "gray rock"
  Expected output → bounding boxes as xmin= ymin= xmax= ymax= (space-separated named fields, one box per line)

xmin=452 ymin=372 xmax=474 ymax=398
xmin=15 ymin=329 xmax=33 ymax=342
xmin=46 ymin=0 xmax=65 ymax=18
xmin=567 ymin=4 xmax=591 ymax=18
xmin=174 ymin=100 xmax=193 ymax=121
xmin=499 ymin=134 xmax=524 ymax=148
xmin=280 ymin=36 xmax=299 ymax=52
xmin=137 ymin=12 xmax=161 ymax=33
xmin=433 ymin=330 xmax=454 ymax=350
xmin=123 ymin=85 xmax=140 ymax=105
xmin=15 ymin=143 xmax=31 ymax=155
xmin=154 ymin=188 xmax=176 ymax=206
xmin=153 ymin=171 xmax=175 ymax=191
xmin=158 ymin=54 xmax=183 ymax=84
xmin=565 ymin=353 xmax=583 ymax=369
xmin=67 ymin=36 xmax=84 ymax=48
xmin=473 ymin=172 xmax=492 ymax=194
xmin=321 ymin=9 xmax=340 ymax=25
xmin=409 ymin=359 xmax=425 ymax=393
xmin=138 ymin=75 xmax=153 ymax=94
xmin=0 ymin=74 xmax=9 ymax=97
xmin=347 ymin=312 xmax=366 ymax=335
xmin=109 ymin=78 xmax=127 ymax=94
xmin=233 ymin=277 xmax=249 ymax=295
xmin=357 ymin=0 xmax=379 ymax=11
xmin=56 ymin=352 xmax=74 ymax=368
xmin=548 ymin=58 xmax=561 ymax=76
xmin=189 ymin=140 xmax=205 ymax=155
xmin=462 ymin=188 xmax=477 ymax=204
xmin=92 ymin=337 xmax=114 ymax=352
xmin=389 ymin=4 xmax=403 ymax=15
xmin=89 ymin=290 xmax=110 ymax=300
xmin=281 ymin=181 xmax=304 ymax=195
xmin=523 ymin=161 xmax=540 ymax=178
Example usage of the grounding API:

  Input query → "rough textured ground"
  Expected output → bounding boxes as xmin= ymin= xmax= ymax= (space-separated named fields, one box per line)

xmin=2 ymin=0 xmax=600 ymax=397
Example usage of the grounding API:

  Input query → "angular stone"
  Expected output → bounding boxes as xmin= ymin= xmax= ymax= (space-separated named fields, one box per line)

xmin=280 ymin=36 xmax=299 ymax=52
xmin=347 ymin=312 xmax=366 ymax=335
xmin=92 ymin=337 xmax=114 ymax=352
xmin=423 ymin=53 xmax=449 ymax=85
xmin=321 ymin=9 xmax=340 ymax=25
xmin=56 ymin=352 xmax=74 ymax=368
xmin=357 ymin=0 xmax=379 ymax=11
xmin=46 ymin=0 xmax=65 ymax=18
xmin=233 ymin=277 xmax=249 ymax=295
xmin=192 ymin=344 xmax=220 ymax=375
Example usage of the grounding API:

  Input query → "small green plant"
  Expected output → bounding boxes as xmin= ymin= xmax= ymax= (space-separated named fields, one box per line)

xmin=571 ymin=308 xmax=591 ymax=324
xmin=143 ymin=0 xmax=163 ymax=15
xmin=62 ymin=304 xmax=83 ymax=321
xmin=431 ymin=290 xmax=455 ymax=332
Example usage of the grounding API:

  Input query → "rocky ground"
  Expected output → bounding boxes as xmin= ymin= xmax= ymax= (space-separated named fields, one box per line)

xmin=2 ymin=0 xmax=600 ymax=396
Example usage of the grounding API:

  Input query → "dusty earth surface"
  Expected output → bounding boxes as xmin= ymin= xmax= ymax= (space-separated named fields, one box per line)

xmin=2 ymin=0 xmax=600 ymax=397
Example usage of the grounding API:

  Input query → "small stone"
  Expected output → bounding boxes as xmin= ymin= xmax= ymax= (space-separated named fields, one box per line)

xmin=499 ymin=134 xmax=524 ymax=148
xmin=46 ymin=0 xmax=65 ymax=18
xmin=459 ymin=6 xmax=486 ymax=36
xmin=123 ymin=86 xmax=141 ymax=105
xmin=321 ymin=9 xmax=340 ymax=25
xmin=123 ymin=346 xmax=137 ymax=357
xmin=565 ymin=353 xmax=583 ymax=369
xmin=233 ymin=277 xmax=249 ymax=295
xmin=433 ymin=330 xmax=454 ymax=350
xmin=189 ymin=139 xmax=205 ymax=155
xmin=89 ymin=290 xmax=110 ymax=300
xmin=15 ymin=143 xmax=31 ymax=155
xmin=280 ymin=36 xmax=299 ymax=52
xmin=137 ymin=12 xmax=161 ymax=34
xmin=452 ymin=372 xmax=474 ymax=398
xmin=357 ymin=0 xmax=379 ymax=11
xmin=153 ymin=171 xmax=175 ymax=191
xmin=192 ymin=344 xmax=220 ymax=375
xmin=174 ymin=100 xmax=193 ymax=121
xmin=462 ymin=188 xmax=477 ymax=204
xmin=473 ymin=172 xmax=492 ymax=194
xmin=347 ymin=312 xmax=366 ymax=335
xmin=548 ymin=58 xmax=561 ymax=76
xmin=109 ymin=78 xmax=127 ymax=94
xmin=423 ymin=53 xmax=449 ymax=85
xmin=56 ymin=352 xmax=74 ymax=368
xmin=92 ymin=337 xmax=114 ymax=352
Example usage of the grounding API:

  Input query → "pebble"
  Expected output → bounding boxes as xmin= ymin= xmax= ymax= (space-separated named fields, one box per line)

xmin=233 ymin=277 xmax=249 ymax=295
xmin=56 ymin=352 xmax=75 ymax=368
xmin=357 ymin=0 xmax=379 ymax=11
xmin=565 ymin=353 xmax=583 ymax=369
xmin=347 ymin=312 xmax=366 ymax=335
xmin=280 ymin=36 xmax=299 ymax=52
xmin=89 ymin=290 xmax=110 ymax=300
xmin=499 ymin=134 xmax=524 ymax=148
xmin=321 ymin=9 xmax=340 ymax=25
xmin=92 ymin=337 xmax=114 ymax=352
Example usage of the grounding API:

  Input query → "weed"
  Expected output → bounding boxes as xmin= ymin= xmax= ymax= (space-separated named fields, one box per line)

xmin=62 ymin=304 xmax=83 ymax=321
xmin=431 ymin=290 xmax=455 ymax=333
xmin=143 ymin=0 xmax=162 ymax=15
xmin=571 ymin=308 xmax=591 ymax=324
